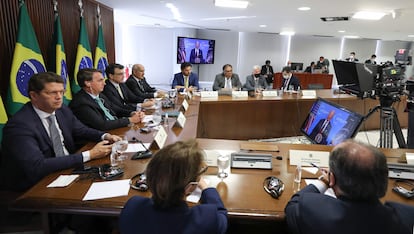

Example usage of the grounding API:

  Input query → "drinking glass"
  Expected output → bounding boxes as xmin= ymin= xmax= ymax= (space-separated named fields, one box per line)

xmin=114 ymin=138 xmax=128 ymax=166
xmin=168 ymin=89 xmax=177 ymax=99
xmin=217 ymin=155 xmax=230 ymax=179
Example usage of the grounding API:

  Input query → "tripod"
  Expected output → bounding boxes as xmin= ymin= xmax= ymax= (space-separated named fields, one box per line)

xmin=364 ymin=96 xmax=406 ymax=148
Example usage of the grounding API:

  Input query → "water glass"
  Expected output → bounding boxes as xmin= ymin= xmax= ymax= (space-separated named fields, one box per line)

xmin=217 ymin=155 xmax=230 ymax=179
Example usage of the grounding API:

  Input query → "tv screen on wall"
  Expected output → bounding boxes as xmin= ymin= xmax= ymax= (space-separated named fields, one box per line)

xmin=177 ymin=37 xmax=215 ymax=64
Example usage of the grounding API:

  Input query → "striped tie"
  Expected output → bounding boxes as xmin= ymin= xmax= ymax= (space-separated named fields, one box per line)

xmin=95 ymin=97 xmax=115 ymax=120
xmin=47 ymin=115 xmax=65 ymax=157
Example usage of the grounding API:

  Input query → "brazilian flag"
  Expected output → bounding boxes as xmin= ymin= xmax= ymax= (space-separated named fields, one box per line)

xmin=94 ymin=23 xmax=108 ymax=78
xmin=49 ymin=12 xmax=72 ymax=105
xmin=0 ymin=97 xmax=7 ymax=143
xmin=72 ymin=17 xmax=93 ymax=93
xmin=6 ymin=2 xmax=46 ymax=115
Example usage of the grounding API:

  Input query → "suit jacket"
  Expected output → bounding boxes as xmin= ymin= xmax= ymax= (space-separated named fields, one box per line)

xmin=261 ymin=65 xmax=274 ymax=84
xmin=309 ymin=119 xmax=332 ymax=145
xmin=172 ymin=72 xmax=200 ymax=92
xmin=0 ymin=103 xmax=103 ymax=191
xmin=189 ymin=48 xmax=204 ymax=63
xmin=345 ymin=57 xmax=359 ymax=62
xmin=281 ymin=75 xmax=301 ymax=91
xmin=243 ymin=75 xmax=268 ymax=91
xmin=102 ymin=79 xmax=144 ymax=116
xmin=212 ymin=73 xmax=242 ymax=91
xmin=125 ymin=75 xmax=157 ymax=99
xmin=119 ymin=188 xmax=227 ymax=234
xmin=285 ymin=184 xmax=412 ymax=234
xmin=365 ymin=59 xmax=377 ymax=65
xmin=69 ymin=89 xmax=130 ymax=131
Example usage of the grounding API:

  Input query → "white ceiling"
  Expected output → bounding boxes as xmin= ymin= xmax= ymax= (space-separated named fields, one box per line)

xmin=97 ymin=0 xmax=414 ymax=41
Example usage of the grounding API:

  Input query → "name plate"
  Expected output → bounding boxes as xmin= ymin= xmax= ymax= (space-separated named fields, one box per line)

xmin=301 ymin=90 xmax=317 ymax=97
xmin=262 ymin=90 xmax=278 ymax=97
xmin=200 ymin=91 xmax=218 ymax=98
xmin=231 ymin=90 xmax=248 ymax=97
xmin=153 ymin=126 xmax=168 ymax=149
xmin=289 ymin=149 xmax=329 ymax=167
xmin=181 ymin=99 xmax=189 ymax=111
xmin=203 ymin=150 xmax=235 ymax=167
xmin=175 ymin=111 xmax=187 ymax=128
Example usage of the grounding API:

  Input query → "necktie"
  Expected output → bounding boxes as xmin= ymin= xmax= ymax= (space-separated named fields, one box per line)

xmin=138 ymin=80 xmax=144 ymax=91
xmin=225 ymin=78 xmax=232 ymax=89
xmin=95 ymin=97 xmax=115 ymax=120
xmin=47 ymin=115 xmax=65 ymax=157
xmin=184 ymin=76 xmax=189 ymax=88
xmin=116 ymin=85 xmax=124 ymax=99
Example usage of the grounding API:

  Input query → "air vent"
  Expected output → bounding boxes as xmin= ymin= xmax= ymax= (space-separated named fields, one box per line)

xmin=205 ymin=28 xmax=231 ymax=31
xmin=320 ymin=16 xmax=349 ymax=22
xmin=258 ymin=32 xmax=279 ymax=35
xmin=312 ymin=35 xmax=334 ymax=38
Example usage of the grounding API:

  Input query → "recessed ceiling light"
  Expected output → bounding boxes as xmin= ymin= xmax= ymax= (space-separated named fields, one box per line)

xmin=259 ymin=24 xmax=267 ymax=28
xmin=165 ymin=3 xmax=182 ymax=21
xmin=344 ymin=35 xmax=360 ymax=39
xmin=298 ymin=7 xmax=310 ymax=11
xmin=215 ymin=0 xmax=249 ymax=9
xmin=408 ymin=35 xmax=414 ymax=38
xmin=280 ymin=31 xmax=295 ymax=36
xmin=338 ymin=30 xmax=346 ymax=33
xmin=352 ymin=11 xmax=386 ymax=20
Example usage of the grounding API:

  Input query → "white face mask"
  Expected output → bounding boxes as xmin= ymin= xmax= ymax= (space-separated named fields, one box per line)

xmin=350 ymin=55 xmax=354 ymax=59
xmin=283 ymin=74 xmax=290 ymax=79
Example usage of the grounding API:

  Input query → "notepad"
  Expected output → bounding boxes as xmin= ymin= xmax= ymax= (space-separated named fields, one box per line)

xmin=47 ymin=175 xmax=79 ymax=188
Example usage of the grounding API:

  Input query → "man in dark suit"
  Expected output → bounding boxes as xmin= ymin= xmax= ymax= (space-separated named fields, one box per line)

xmin=69 ymin=68 xmax=144 ymax=131
xmin=189 ymin=41 xmax=204 ymax=64
xmin=281 ymin=66 xmax=300 ymax=91
xmin=261 ymin=60 xmax=274 ymax=85
xmin=125 ymin=64 xmax=165 ymax=99
xmin=345 ymin=52 xmax=359 ymax=62
xmin=103 ymin=63 xmax=154 ymax=115
xmin=365 ymin=54 xmax=377 ymax=64
xmin=172 ymin=62 xmax=200 ymax=92
xmin=0 ymin=72 xmax=120 ymax=192
xmin=285 ymin=140 xmax=414 ymax=234
xmin=309 ymin=110 xmax=335 ymax=145
xmin=212 ymin=64 xmax=242 ymax=91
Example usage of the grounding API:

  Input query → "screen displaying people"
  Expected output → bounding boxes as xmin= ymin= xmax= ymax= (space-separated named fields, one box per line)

xmin=177 ymin=37 xmax=215 ymax=64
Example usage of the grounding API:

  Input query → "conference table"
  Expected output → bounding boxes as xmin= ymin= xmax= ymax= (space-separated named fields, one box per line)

xmin=10 ymin=92 xmax=414 ymax=233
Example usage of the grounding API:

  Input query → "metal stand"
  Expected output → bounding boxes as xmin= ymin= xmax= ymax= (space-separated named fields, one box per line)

xmin=364 ymin=96 xmax=406 ymax=148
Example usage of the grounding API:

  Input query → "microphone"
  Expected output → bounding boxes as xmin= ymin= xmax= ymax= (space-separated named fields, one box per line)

xmin=131 ymin=140 xmax=153 ymax=160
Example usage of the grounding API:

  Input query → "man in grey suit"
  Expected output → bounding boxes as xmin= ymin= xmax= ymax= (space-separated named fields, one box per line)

xmin=243 ymin=65 xmax=268 ymax=91
xmin=212 ymin=64 xmax=242 ymax=91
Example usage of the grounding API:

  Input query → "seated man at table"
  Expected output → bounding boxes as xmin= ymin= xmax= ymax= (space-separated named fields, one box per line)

xmin=120 ymin=139 xmax=227 ymax=234
xmin=172 ymin=62 xmax=200 ymax=92
xmin=243 ymin=65 xmax=268 ymax=92
xmin=69 ymin=68 xmax=144 ymax=131
xmin=103 ymin=63 xmax=154 ymax=115
xmin=285 ymin=140 xmax=414 ymax=234
xmin=212 ymin=64 xmax=242 ymax=91
xmin=125 ymin=64 xmax=165 ymax=99
xmin=280 ymin=66 xmax=300 ymax=91
xmin=0 ymin=72 xmax=121 ymax=192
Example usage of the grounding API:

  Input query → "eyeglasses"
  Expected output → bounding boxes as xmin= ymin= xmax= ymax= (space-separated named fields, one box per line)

xmin=115 ymin=72 xmax=125 ymax=76
xmin=224 ymin=70 xmax=233 ymax=73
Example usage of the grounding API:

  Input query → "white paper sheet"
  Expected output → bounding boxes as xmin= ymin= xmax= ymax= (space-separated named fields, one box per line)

xmin=126 ymin=143 xmax=151 ymax=153
xmin=82 ymin=179 xmax=130 ymax=201
xmin=47 ymin=175 xmax=79 ymax=188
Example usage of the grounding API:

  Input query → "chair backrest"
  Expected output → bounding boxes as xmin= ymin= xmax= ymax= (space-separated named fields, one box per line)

xmin=307 ymin=83 xmax=324 ymax=89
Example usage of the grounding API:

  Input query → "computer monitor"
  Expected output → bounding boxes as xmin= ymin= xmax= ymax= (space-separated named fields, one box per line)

xmin=290 ymin=62 xmax=303 ymax=72
xmin=332 ymin=60 xmax=377 ymax=98
xmin=300 ymin=98 xmax=364 ymax=145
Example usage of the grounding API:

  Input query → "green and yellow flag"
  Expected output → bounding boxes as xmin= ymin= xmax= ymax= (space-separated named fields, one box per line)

xmin=49 ymin=12 xmax=72 ymax=105
xmin=94 ymin=21 xmax=108 ymax=78
xmin=6 ymin=2 xmax=46 ymax=115
xmin=72 ymin=17 xmax=93 ymax=93
xmin=0 ymin=96 xmax=8 ymax=143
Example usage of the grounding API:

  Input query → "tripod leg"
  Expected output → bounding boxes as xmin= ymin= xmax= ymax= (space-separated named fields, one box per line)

xmin=392 ymin=108 xmax=407 ymax=148
xmin=408 ymin=109 xmax=414 ymax=148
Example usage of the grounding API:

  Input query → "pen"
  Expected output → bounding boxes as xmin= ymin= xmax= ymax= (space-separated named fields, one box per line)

xmin=310 ymin=162 xmax=320 ymax=170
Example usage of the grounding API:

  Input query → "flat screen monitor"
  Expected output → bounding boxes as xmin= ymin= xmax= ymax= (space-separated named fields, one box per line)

xmin=177 ymin=37 xmax=215 ymax=64
xmin=332 ymin=60 xmax=377 ymax=98
xmin=300 ymin=98 xmax=364 ymax=145
xmin=290 ymin=62 xmax=303 ymax=71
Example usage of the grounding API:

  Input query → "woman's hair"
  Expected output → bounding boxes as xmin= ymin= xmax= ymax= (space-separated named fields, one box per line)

xmin=146 ymin=139 xmax=204 ymax=208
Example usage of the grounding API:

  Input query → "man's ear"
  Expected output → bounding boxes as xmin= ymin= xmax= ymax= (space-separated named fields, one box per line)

xmin=29 ymin=91 xmax=37 ymax=100
xmin=329 ymin=172 xmax=335 ymax=187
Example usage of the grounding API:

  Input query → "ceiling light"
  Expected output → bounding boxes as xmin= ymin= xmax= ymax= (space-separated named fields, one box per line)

xmin=201 ymin=16 xmax=256 ymax=21
xmin=259 ymin=24 xmax=267 ymax=28
xmin=298 ymin=7 xmax=310 ymax=11
xmin=408 ymin=35 xmax=414 ymax=38
xmin=166 ymin=3 xmax=182 ymax=21
xmin=338 ymin=30 xmax=346 ymax=33
xmin=215 ymin=0 xmax=249 ymax=9
xmin=280 ymin=31 xmax=295 ymax=36
xmin=352 ymin=11 xmax=386 ymax=20
xmin=344 ymin=35 xmax=360 ymax=39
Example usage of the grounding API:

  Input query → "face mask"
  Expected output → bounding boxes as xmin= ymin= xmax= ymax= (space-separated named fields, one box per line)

xmin=254 ymin=74 xmax=260 ymax=78
xmin=283 ymin=74 xmax=290 ymax=79
xmin=350 ymin=55 xmax=354 ymax=59
xmin=371 ymin=59 xmax=376 ymax=62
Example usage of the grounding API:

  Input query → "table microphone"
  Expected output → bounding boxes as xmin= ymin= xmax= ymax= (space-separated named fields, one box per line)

xmin=131 ymin=140 xmax=153 ymax=160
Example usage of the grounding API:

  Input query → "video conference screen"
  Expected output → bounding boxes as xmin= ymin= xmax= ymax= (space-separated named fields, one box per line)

xmin=300 ymin=98 xmax=364 ymax=145
xmin=177 ymin=37 xmax=215 ymax=64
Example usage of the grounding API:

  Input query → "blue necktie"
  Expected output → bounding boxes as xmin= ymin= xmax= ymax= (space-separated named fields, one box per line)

xmin=95 ymin=97 xmax=115 ymax=120
xmin=47 ymin=115 xmax=65 ymax=157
